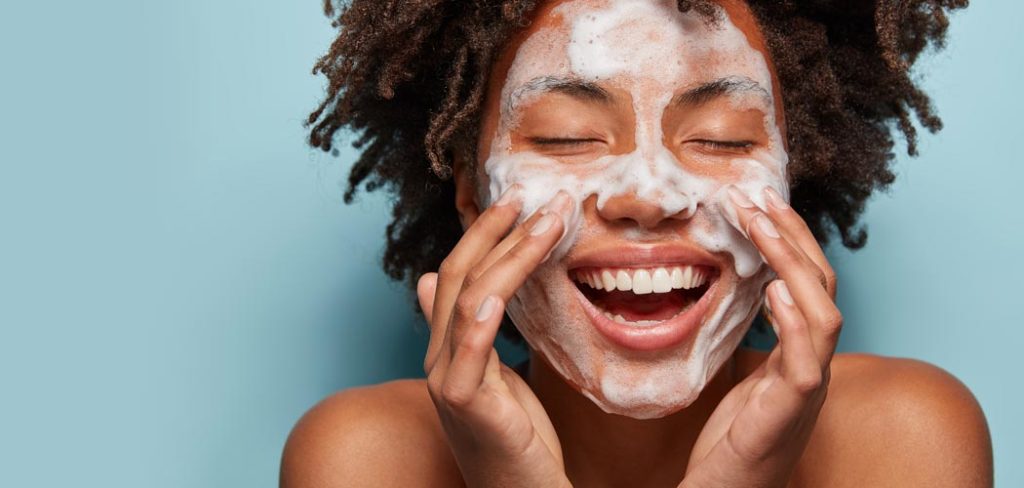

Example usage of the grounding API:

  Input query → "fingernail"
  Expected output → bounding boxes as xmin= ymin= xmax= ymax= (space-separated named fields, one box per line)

xmin=727 ymin=186 xmax=755 ymax=209
xmin=545 ymin=190 xmax=572 ymax=214
xmin=530 ymin=213 xmax=557 ymax=236
xmin=494 ymin=186 xmax=519 ymax=207
xmin=775 ymin=280 xmax=794 ymax=306
xmin=475 ymin=295 xmax=499 ymax=322
xmin=722 ymin=199 xmax=745 ymax=237
xmin=753 ymin=213 xmax=780 ymax=238
xmin=764 ymin=186 xmax=789 ymax=210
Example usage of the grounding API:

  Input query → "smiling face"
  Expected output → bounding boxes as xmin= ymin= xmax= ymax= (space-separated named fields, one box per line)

xmin=467 ymin=0 xmax=789 ymax=419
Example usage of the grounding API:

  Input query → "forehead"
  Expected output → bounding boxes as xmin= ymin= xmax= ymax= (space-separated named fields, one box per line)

xmin=517 ymin=1 xmax=767 ymax=86
xmin=480 ymin=0 xmax=785 ymax=144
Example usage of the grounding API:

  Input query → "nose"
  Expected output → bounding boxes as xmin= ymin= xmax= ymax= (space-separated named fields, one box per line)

xmin=597 ymin=193 xmax=690 ymax=229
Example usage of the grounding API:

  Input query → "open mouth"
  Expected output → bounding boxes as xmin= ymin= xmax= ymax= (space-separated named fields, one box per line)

xmin=571 ymin=265 xmax=717 ymax=327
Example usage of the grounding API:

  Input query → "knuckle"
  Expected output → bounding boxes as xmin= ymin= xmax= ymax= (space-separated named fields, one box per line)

xmin=438 ymin=257 xmax=462 ymax=279
xmin=790 ymin=369 xmax=823 ymax=394
xmin=453 ymin=295 xmax=478 ymax=324
xmin=440 ymin=381 xmax=475 ymax=408
xmin=464 ymin=266 xmax=484 ymax=287
xmin=426 ymin=371 xmax=444 ymax=397
xmin=815 ymin=308 xmax=844 ymax=335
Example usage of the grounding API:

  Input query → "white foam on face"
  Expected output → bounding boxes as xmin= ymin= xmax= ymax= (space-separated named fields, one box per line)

xmin=481 ymin=0 xmax=789 ymax=419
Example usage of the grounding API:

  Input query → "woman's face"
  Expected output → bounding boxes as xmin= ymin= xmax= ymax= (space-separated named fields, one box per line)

xmin=466 ymin=0 xmax=788 ymax=419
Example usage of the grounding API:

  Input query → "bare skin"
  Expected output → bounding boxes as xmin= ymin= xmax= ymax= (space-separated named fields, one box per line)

xmin=281 ymin=353 xmax=990 ymax=487
xmin=280 ymin=1 xmax=993 ymax=486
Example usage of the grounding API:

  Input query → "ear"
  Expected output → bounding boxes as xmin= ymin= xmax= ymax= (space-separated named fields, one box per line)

xmin=453 ymin=155 xmax=482 ymax=231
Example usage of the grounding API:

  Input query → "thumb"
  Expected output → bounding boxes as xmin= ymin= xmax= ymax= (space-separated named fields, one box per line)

xmin=417 ymin=272 xmax=438 ymax=325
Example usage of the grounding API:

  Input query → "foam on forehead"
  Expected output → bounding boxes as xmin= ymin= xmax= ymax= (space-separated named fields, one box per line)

xmin=483 ymin=0 xmax=791 ymax=417
xmin=566 ymin=0 xmax=695 ymax=80
xmin=486 ymin=0 xmax=789 ymax=277
xmin=498 ymin=0 xmax=779 ymax=132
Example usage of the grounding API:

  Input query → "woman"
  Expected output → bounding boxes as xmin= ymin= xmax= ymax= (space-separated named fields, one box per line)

xmin=282 ymin=0 xmax=992 ymax=486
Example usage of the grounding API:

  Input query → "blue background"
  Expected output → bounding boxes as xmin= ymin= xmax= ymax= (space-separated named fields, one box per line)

xmin=0 ymin=1 xmax=1018 ymax=486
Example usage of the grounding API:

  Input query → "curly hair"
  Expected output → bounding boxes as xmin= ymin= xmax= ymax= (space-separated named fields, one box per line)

xmin=306 ymin=0 xmax=967 ymax=340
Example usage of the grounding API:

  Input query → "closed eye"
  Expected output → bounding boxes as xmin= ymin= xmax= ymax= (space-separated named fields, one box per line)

xmin=687 ymin=139 xmax=756 ymax=155
xmin=528 ymin=137 xmax=605 ymax=147
xmin=692 ymin=139 xmax=754 ymax=150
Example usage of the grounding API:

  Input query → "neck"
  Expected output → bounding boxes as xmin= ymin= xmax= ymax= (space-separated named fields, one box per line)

xmin=527 ymin=350 xmax=741 ymax=488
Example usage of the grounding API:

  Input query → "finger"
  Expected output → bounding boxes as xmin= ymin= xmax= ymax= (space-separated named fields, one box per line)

xmin=725 ymin=281 xmax=820 ymax=459
xmin=444 ymin=193 xmax=573 ymax=352
xmin=417 ymin=272 xmax=438 ymax=324
xmin=768 ymin=280 xmax=822 ymax=397
xmin=440 ymin=295 xmax=505 ymax=408
xmin=748 ymin=211 xmax=842 ymax=365
xmin=727 ymin=189 xmax=842 ymax=366
xmin=425 ymin=186 xmax=522 ymax=372
xmin=761 ymin=186 xmax=837 ymax=298
xmin=472 ymin=192 xmax=573 ymax=281
xmin=448 ymin=204 xmax=569 ymax=356
xmin=725 ymin=185 xmax=817 ymax=274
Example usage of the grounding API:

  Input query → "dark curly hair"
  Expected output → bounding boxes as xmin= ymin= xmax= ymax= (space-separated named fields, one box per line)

xmin=306 ymin=0 xmax=967 ymax=341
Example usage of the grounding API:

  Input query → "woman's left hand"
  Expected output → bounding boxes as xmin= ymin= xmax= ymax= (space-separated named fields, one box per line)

xmin=681 ymin=185 xmax=842 ymax=488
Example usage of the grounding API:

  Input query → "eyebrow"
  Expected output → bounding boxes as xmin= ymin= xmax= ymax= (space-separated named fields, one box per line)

xmin=671 ymin=76 xmax=771 ymax=108
xmin=505 ymin=76 xmax=613 ymax=114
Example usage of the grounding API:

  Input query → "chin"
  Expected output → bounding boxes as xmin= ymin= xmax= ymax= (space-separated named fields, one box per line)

xmin=506 ymin=245 xmax=774 ymax=419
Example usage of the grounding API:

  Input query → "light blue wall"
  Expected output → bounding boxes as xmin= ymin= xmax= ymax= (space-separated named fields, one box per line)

xmin=0 ymin=1 xmax=1017 ymax=486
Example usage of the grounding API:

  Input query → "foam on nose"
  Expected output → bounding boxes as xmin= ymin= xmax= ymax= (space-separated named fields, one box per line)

xmin=484 ymin=0 xmax=789 ymax=278
xmin=483 ymin=0 xmax=789 ymax=419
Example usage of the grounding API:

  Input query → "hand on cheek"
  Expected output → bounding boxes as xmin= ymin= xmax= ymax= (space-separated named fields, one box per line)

xmin=682 ymin=186 xmax=843 ymax=487
xmin=416 ymin=187 xmax=575 ymax=488
xmin=724 ymin=184 xmax=841 ymax=360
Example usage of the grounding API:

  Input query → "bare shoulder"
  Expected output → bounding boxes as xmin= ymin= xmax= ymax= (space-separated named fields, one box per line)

xmin=280 ymin=379 xmax=463 ymax=488
xmin=794 ymin=353 xmax=993 ymax=488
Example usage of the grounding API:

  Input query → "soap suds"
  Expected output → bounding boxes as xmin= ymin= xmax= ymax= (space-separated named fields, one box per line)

xmin=483 ymin=0 xmax=788 ymax=419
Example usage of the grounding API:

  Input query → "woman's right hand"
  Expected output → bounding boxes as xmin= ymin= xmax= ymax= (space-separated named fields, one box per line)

xmin=417 ymin=188 xmax=575 ymax=488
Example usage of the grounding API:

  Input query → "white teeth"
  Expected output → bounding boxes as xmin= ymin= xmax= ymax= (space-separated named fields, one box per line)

xmin=680 ymin=266 xmax=693 ymax=288
xmin=575 ymin=265 xmax=712 ymax=294
xmin=671 ymin=267 xmax=685 ymax=288
xmin=601 ymin=270 xmax=617 ymax=291
xmin=615 ymin=270 xmax=632 ymax=291
xmin=632 ymin=269 xmax=653 ymax=294
xmin=651 ymin=268 xmax=672 ymax=293
xmin=601 ymin=310 xmax=660 ymax=328
xmin=692 ymin=270 xmax=707 ymax=288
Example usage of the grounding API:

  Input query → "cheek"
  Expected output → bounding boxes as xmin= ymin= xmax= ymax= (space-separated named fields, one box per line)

xmin=684 ymin=160 xmax=748 ymax=183
xmin=472 ymin=167 xmax=494 ymax=209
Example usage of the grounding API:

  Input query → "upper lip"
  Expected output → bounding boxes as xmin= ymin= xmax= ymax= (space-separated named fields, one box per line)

xmin=565 ymin=242 xmax=725 ymax=273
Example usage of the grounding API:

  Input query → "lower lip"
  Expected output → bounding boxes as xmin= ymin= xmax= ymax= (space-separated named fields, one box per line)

xmin=572 ymin=278 xmax=719 ymax=351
